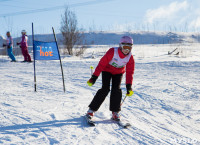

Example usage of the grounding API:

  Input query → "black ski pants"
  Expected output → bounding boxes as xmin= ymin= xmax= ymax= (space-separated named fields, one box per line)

xmin=89 ymin=71 xmax=123 ymax=112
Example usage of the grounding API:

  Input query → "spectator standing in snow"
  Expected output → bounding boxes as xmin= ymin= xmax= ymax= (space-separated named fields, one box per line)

xmin=86 ymin=36 xmax=135 ymax=121
xmin=17 ymin=30 xmax=32 ymax=62
xmin=3 ymin=31 xmax=16 ymax=62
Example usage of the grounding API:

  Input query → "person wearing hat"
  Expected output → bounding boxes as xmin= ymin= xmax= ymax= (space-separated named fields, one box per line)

xmin=17 ymin=30 xmax=32 ymax=62
xmin=3 ymin=31 xmax=16 ymax=62
xmin=86 ymin=36 xmax=135 ymax=121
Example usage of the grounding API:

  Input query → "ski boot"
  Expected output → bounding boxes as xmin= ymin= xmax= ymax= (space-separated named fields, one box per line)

xmin=86 ymin=108 xmax=94 ymax=119
xmin=112 ymin=112 xmax=120 ymax=121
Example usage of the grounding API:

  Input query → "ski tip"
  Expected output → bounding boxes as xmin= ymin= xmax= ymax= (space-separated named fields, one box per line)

xmin=124 ymin=125 xmax=131 ymax=128
xmin=89 ymin=123 xmax=95 ymax=127
xmin=123 ymin=123 xmax=131 ymax=129
xmin=84 ymin=115 xmax=96 ymax=127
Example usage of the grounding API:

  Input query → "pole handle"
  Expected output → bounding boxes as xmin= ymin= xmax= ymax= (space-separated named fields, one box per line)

xmin=90 ymin=66 xmax=94 ymax=76
xmin=120 ymin=91 xmax=134 ymax=106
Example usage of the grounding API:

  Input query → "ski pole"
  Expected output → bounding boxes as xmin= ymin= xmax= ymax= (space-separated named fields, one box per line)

xmin=87 ymin=66 xmax=94 ymax=86
xmin=90 ymin=66 xmax=94 ymax=76
xmin=120 ymin=90 xmax=134 ymax=106
xmin=120 ymin=95 xmax=128 ymax=106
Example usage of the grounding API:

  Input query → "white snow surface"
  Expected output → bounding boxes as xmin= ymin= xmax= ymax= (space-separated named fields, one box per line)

xmin=0 ymin=44 xmax=200 ymax=145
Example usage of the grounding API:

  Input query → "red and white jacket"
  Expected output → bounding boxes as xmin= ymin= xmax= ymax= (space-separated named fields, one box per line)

xmin=93 ymin=47 xmax=135 ymax=85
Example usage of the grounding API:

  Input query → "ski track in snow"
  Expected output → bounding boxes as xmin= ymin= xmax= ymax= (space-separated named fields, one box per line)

xmin=0 ymin=45 xmax=200 ymax=145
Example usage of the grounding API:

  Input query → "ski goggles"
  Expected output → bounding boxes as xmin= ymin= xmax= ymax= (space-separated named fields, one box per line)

xmin=121 ymin=43 xmax=132 ymax=52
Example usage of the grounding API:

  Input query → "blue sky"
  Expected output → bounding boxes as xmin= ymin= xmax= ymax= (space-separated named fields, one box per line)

xmin=1 ymin=0 xmax=200 ymax=38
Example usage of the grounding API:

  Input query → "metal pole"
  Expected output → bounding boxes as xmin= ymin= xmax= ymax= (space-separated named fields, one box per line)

xmin=120 ymin=95 xmax=128 ymax=106
xmin=52 ymin=27 xmax=66 ymax=92
xmin=32 ymin=23 xmax=37 ymax=92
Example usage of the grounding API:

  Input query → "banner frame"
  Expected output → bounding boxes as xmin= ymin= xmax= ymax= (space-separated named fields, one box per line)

xmin=32 ymin=23 xmax=66 ymax=92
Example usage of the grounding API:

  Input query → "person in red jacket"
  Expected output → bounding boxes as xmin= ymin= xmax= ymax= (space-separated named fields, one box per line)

xmin=17 ymin=30 xmax=32 ymax=62
xmin=86 ymin=36 xmax=135 ymax=121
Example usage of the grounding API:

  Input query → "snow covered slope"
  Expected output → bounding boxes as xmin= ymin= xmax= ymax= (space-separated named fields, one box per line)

xmin=0 ymin=44 xmax=200 ymax=144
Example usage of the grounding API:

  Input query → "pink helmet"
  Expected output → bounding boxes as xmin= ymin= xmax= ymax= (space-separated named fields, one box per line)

xmin=119 ymin=36 xmax=133 ymax=44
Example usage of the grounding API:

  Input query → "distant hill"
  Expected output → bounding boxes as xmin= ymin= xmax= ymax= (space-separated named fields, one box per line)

xmin=1 ymin=31 xmax=200 ymax=47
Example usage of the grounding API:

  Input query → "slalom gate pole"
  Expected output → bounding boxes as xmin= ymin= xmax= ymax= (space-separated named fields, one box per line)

xmin=32 ymin=23 xmax=37 ymax=92
xmin=52 ymin=27 xmax=66 ymax=92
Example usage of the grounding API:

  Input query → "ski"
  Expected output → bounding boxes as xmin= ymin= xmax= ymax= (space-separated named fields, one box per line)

xmin=168 ymin=48 xmax=178 ymax=55
xmin=84 ymin=115 xmax=95 ymax=127
xmin=111 ymin=118 xmax=131 ymax=128
xmin=83 ymin=115 xmax=131 ymax=128
xmin=116 ymin=120 xmax=131 ymax=128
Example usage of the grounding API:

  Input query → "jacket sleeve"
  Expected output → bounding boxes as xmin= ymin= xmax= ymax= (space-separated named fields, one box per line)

xmin=19 ymin=35 xmax=26 ymax=45
xmin=93 ymin=48 xmax=114 ymax=77
xmin=126 ymin=55 xmax=135 ymax=85
xmin=21 ymin=35 xmax=25 ymax=45
xmin=7 ymin=37 xmax=12 ymax=48
xmin=9 ymin=37 xmax=13 ymax=47
xmin=18 ymin=36 xmax=23 ymax=45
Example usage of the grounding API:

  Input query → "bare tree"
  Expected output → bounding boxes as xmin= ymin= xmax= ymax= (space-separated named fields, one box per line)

xmin=60 ymin=7 xmax=85 ymax=55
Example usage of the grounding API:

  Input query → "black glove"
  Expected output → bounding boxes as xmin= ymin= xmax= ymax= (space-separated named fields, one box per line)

xmin=7 ymin=44 xmax=11 ymax=49
xmin=126 ymin=84 xmax=132 ymax=94
xmin=3 ymin=43 xmax=6 ymax=47
xmin=87 ymin=75 xmax=98 ymax=86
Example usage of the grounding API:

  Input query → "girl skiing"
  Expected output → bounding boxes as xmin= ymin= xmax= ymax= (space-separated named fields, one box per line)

xmin=86 ymin=36 xmax=135 ymax=121
xmin=17 ymin=30 xmax=32 ymax=62
xmin=3 ymin=31 xmax=16 ymax=62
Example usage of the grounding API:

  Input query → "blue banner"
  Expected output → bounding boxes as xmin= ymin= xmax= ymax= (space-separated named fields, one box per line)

xmin=33 ymin=41 xmax=60 ymax=60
